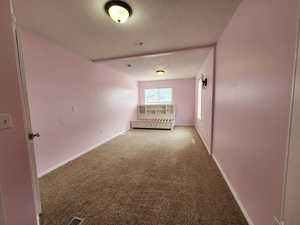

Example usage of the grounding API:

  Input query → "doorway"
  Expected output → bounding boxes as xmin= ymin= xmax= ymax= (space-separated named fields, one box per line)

xmin=282 ymin=7 xmax=300 ymax=225
xmin=13 ymin=23 xmax=42 ymax=219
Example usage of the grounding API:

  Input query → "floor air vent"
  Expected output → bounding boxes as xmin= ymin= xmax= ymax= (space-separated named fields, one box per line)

xmin=68 ymin=217 xmax=84 ymax=225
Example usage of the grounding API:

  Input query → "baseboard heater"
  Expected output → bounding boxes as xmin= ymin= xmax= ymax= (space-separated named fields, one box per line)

xmin=130 ymin=104 xmax=175 ymax=130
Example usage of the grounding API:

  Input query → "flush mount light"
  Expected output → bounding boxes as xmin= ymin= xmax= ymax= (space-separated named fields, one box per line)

xmin=156 ymin=70 xmax=166 ymax=76
xmin=104 ymin=0 xmax=132 ymax=24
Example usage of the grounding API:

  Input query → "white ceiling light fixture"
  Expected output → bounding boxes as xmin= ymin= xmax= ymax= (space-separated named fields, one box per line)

xmin=104 ymin=0 xmax=133 ymax=24
xmin=156 ymin=70 xmax=166 ymax=76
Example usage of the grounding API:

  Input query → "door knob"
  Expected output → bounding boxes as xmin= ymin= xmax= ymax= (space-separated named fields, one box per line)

xmin=28 ymin=133 xmax=40 ymax=140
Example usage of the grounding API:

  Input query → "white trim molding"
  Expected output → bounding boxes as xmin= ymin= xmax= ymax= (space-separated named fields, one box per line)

xmin=39 ymin=128 xmax=130 ymax=178
xmin=281 ymin=1 xmax=300 ymax=221
xmin=212 ymin=155 xmax=255 ymax=225
xmin=175 ymin=124 xmax=195 ymax=127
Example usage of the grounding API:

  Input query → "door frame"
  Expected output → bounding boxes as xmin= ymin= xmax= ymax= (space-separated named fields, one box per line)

xmin=281 ymin=1 xmax=300 ymax=224
xmin=0 ymin=189 xmax=5 ymax=225
xmin=10 ymin=0 xmax=42 ymax=221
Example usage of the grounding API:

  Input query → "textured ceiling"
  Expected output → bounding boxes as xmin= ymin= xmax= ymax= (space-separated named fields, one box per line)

xmin=102 ymin=48 xmax=212 ymax=81
xmin=13 ymin=0 xmax=241 ymax=80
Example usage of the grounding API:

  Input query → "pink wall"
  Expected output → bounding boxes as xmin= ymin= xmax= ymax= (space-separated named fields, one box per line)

xmin=21 ymin=31 xmax=138 ymax=176
xmin=195 ymin=49 xmax=215 ymax=152
xmin=0 ymin=1 xmax=37 ymax=225
xmin=139 ymin=78 xmax=195 ymax=125
xmin=212 ymin=0 xmax=298 ymax=225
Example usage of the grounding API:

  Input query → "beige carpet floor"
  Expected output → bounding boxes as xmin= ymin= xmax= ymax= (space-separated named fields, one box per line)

xmin=39 ymin=127 xmax=248 ymax=225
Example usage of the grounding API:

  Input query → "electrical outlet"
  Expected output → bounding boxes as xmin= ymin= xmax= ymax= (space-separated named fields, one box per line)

xmin=0 ymin=113 xmax=13 ymax=129
xmin=273 ymin=217 xmax=284 ymax=225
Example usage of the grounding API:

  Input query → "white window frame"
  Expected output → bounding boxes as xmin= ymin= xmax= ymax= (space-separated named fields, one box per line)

xmin=197 ymin=79 xmax=202 ymax=120
xmin=144 ymin=87 xmax=173 ymax=105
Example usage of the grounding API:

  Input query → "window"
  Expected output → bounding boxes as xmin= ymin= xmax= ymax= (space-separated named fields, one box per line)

xmin=197 ymin=79 xmax=202 ymax=120
xmin=144 ymin=88 xmax=172 ymax=104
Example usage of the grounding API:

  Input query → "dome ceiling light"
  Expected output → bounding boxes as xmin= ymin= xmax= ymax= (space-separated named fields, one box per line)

xmin=104 ymin=0 xmax=133 ymax=24
xmin=156 ymin=70 xmax=166 ymax=76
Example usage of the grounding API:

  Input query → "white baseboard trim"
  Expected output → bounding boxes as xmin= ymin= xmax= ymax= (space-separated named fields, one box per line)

xmin=194 ymin=126 xmax=210 ymax=154
xmin=38 ymin=128 xmax=130 ymax=178
xmin=175 ymin=124 xmax=195 ymax=127
xmin=212 ymin=155 xmax=255 ymax=225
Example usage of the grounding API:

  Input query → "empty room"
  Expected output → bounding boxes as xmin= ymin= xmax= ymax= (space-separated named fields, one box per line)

xmin=1 ymin=0 xmax=300 ymax=225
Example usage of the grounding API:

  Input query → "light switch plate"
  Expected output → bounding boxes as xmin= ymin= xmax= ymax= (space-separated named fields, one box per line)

xmin=0 ymin=113 xmax=13 ymax=129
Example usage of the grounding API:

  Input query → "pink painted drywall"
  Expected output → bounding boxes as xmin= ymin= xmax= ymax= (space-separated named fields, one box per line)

xmin=0 ymin=1 xmax=37 ymax=225
xmin=213 ymin=0 xmax=298 ymax=225
xmin=21 ymin=30 xmax=138 ymax=176
xmin=138 ymin=78 xmax=195 ymax=125
xmin=195 ymin=49 xmax=214 ymax=152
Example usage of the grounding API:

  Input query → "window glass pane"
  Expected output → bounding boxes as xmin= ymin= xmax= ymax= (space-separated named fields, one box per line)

xmin=159 ymin=88 xmax=172 ymax=104
xmin=145 ymin=89 xmax=158 ymax=104
xmin=145 ymin=88 xmax=172 ymax=104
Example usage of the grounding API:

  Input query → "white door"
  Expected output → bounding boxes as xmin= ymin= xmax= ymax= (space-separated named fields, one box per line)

xmin=13 ymin=27 xmax=42 ymax=217
xmin=282 ymin=9 xmax=300 ymax=225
